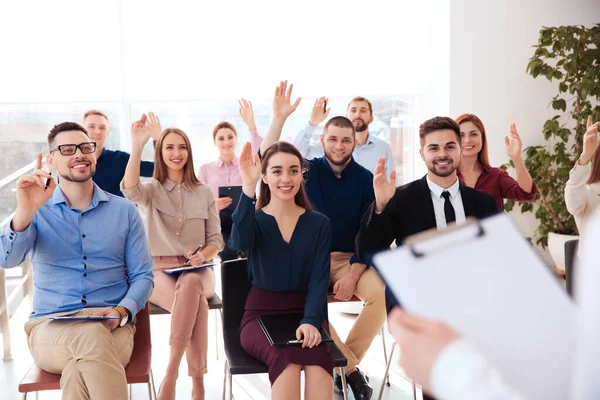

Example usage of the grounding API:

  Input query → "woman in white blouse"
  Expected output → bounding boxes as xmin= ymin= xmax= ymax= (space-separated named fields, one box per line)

xmin=565 ymin=116 xmax=600 ymax=235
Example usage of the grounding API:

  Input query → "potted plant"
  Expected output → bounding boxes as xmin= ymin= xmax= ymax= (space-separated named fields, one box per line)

xmin=501 ymin=24 xmax=600 ymax=270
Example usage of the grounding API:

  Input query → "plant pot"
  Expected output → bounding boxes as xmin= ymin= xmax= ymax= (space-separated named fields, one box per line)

xmin=548 ymin=232 xmax=579 ymax=271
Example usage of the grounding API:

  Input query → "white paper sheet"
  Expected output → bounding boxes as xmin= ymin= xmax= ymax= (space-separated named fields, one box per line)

xmin=374 ymin=213 xmax=577 ymax=400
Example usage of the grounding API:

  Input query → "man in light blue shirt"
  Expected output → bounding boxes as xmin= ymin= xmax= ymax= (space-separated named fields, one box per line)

xmin=293 ymin=96 xmax=396 ymax=177
xmin=0 ymin=122 xmax=154 ymax=400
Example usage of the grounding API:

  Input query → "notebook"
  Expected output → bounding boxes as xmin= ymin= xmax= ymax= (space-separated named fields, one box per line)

xmin=257 ymin=314 xmax=334 ymax=346
xmin=373 ymin=214 xmax=577 ymax=400
xmin=162 ymin=262 xmax=217 ymax=275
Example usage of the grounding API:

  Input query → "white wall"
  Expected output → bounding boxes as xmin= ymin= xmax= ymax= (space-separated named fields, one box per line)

xmin=449 ymin=0 xmax=600 ymax=253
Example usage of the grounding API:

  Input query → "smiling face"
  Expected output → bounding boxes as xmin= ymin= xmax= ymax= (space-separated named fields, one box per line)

xmin=459 ymin=121 xmax=483 ymax=158
xmin=161 ymin=132 xmax=189 ymax=172
xmin=321 ymin=125 xmax=356 ymax=167
xmin=214 ymin=127 xmax=237 ymax=157
xmin=420 ymin=129 xmax=461 ymax=178
xmin=83 ymin=113 xmax=109 ymax=152
xmin=346 ymin=100 xmax=374 ymax=133
xmin=48 ymin=130 xmax=96 ymax=183
xmin=261 ymin=151 xmax=303 ymax=203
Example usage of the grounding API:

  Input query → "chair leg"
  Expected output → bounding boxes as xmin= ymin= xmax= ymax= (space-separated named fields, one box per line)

xmin=129 ymin=383 xmax=132 ymax=399
xmin=22 ymin=394 xmax=27 ymax=400
xmin=340 ymin=367 xmax=349 ymax=400
xmin=147 ymin=380 xmax=153 ymax=400
xmin=214 ymin=309 xmax=219 ymax=361
xmin=150 ymin=368 xmax=157 ymax=399
xmin=412 ymin=381 xmax=417 ymax=400
xmin=228 ymin=367 xmax=233 ymax=400
xmin=222 ymin=361 xmax=228 ymax=400
xmin=380 ymin=326 xmax=390 ymax=386
xmin=0 ymin=269 xmax=12 ymax=361
xmin=377 ymin=342 xmax=396 ymax=400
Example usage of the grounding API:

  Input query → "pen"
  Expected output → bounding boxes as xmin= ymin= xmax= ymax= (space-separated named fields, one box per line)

xmin=323 ymin=99 xmax=327 ymax=114
xmin=185 ymin=244 xmax=203 ymax=264
xmin=287 ymin=339 xmax=304 ymax=344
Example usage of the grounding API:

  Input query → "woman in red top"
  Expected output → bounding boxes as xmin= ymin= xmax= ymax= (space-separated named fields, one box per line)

xmin=455 ymin=114 xmax=537 ymax=211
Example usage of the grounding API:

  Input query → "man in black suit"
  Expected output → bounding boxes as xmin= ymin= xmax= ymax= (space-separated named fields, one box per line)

xmin=355 ymin=116 xmax=497 ymax=399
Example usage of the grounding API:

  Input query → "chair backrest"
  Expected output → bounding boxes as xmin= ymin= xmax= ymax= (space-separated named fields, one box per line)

xmin=221 ymin=258 xmax=250 ymax=334
xmin=565 ymin=239 xmax=580 ymax=297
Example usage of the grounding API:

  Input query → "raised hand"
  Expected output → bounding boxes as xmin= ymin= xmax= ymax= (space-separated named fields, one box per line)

xmin=580 ymin=115 xmax=600 ymax=165
xmin=296 ymin=323 xmax=322 ymax=348
xmin=130 ymin=114 xmax=151 ymax=150
xmin=239 ymin=141 xmax=261 ymax=197
xmin=272 ymin=80 xmax=301 ymax=119
xmin=15 ymin=154 xmax=55 ymax=215
xmin=373 ymin=157 xmax=397 ymax=213
xmin=147 ymin=112 xmax=162 ymax=141
xmin=505 ymin=123 xmax=524 ymax=161
xmin=239 ymin=99 xmax=257 ymax=131
xmin=309 ymin=96 xmax=330 ymax=126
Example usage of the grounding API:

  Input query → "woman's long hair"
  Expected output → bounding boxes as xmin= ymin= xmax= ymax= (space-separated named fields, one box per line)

xmin=256 ymin=141 xmax=314 ymax=211
xmin=153 ymin=128 xmax=201 ymax=188
xmin=455 ymin=113 xmax=492 ymax=169
xmin=587 ymin=145 xmax=600 ymax=184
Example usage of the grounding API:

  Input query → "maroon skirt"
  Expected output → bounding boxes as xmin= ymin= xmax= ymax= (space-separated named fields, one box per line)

xmin=240 ymin=286 xmax=334 ymax=385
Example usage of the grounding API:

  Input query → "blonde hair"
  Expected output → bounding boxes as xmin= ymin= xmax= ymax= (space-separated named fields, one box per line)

xmin=83 ymin=109 xmax=109 ymax=122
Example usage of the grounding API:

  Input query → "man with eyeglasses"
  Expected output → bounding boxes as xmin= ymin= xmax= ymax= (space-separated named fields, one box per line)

xmin=83 ymin=110 xmax=160 ymax=197
xmin=0 ymin=122 xmax=154 ymax=399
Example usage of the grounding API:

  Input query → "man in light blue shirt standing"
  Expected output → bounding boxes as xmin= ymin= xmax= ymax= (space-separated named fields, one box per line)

xmin=293 ymin=96 xmax=396 ymax=176
xmin=0 ymin=122 xmax=154 ymax=400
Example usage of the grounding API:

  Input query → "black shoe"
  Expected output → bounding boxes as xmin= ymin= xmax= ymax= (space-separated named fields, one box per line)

xmin=333 ymin=371 xmax=347 ymax=396
xmin=346 ymin=368 xmax=373 ymax=400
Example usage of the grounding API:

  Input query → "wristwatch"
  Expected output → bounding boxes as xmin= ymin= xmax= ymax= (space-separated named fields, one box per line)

xmin=114 ymin=306 xmax=130 ymax=327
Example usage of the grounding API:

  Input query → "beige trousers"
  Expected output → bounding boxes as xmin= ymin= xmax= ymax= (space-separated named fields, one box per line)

xmin=329 ymin=252 xmax=387 ymax=373
xmin=151 ymin=256 xmax=215 ymax=376
xmin=24 ymin=307 xmax=135 ymax=400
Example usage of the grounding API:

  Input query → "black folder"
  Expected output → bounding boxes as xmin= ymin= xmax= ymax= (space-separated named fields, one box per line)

xmin=218 ymin=186 xmax=242 ymax=232
xmin=257 ymin=314 xmax=333 ymax=346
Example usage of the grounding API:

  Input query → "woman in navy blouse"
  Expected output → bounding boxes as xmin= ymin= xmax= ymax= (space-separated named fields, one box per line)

xmin=229 ymin=140 xmax=334 ymax=399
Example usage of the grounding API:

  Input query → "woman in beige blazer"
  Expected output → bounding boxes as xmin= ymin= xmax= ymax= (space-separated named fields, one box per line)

xmin=122 ymin=114 xmax=223 ymax=400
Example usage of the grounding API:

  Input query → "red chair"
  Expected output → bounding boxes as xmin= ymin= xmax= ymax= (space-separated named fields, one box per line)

xmin=18 ymin=303 xmax=156 ymax=399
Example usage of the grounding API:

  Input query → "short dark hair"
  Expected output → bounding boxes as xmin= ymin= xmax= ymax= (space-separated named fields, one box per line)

xmin=347 ymin=96 xmax=373 ymax=116
xmin=419 ymin=117 xmax=461 ymax=148
xmin=323 ymin=116 xmax=356 ymax=138
xmin=48 ymin=122 xmax=88 ymax=148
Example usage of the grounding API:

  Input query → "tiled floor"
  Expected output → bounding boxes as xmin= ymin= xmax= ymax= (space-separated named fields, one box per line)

xmin=1 ymin=265 xmax=422 ymax=400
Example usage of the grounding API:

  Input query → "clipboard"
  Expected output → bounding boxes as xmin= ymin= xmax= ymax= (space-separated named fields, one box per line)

xmin=219 ymin=186 xmax=242 ymax=232
xmin=373 ymin=214 xmax=577 ymax=400
xmin=257 ymin=314 xmax=334 ymax=346
xmin=49 ymin=316 xmax=121 ymax=321
xmin=218 ymin=186 xmax=242 ymax=214
xmin=162 ymin=262 xmax=217 ymax=275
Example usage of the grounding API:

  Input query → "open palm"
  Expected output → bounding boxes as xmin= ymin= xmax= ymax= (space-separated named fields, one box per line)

xmin=373 ymin=157 xmax=396 ymax=212
xmin=505 ymin=123 xmax=523 ymax=160
xmin=238 ymin=142 xmax=261 ymax=187
xmin=272 ymin=80 xmax=301 ymax=119
xmin=582 ymin=115 xmax=600 ymax=158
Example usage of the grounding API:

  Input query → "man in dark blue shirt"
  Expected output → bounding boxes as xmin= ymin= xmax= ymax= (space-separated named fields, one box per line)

xmin=83 ymin=110 xmax=156 ymax=197
xmin=260 ymin=85 xmax=386 ymax=400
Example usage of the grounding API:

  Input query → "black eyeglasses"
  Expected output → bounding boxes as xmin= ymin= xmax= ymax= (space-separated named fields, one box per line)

xmin=50 ymin=142 xmax=97 ymax=156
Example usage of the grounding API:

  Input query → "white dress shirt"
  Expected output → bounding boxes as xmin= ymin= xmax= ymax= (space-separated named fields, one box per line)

xmin=426 ymin=175 xmax=467 ymax=229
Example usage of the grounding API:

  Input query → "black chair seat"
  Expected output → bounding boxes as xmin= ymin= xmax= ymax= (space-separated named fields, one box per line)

xmin=149 ymin=293 xmax=222 ymax=315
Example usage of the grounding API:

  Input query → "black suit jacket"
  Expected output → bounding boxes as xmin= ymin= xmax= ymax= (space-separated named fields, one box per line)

xmin=355 ymin=175 xmax=498 ymax=309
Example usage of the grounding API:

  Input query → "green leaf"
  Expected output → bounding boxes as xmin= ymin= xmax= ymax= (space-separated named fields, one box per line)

xmin=552 ymin=99 xmax=567 ymax=111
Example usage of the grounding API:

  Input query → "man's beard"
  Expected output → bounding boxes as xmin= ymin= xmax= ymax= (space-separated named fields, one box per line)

xmin=324 ymin=149 xmax=352 ymax=167
xmin=428 ymin=158 xmax=457 ymax=177
xmin=60 ymin=165 xmax=96 ymax=183
xmin=353 ymin=118 xmax=369 ymax=132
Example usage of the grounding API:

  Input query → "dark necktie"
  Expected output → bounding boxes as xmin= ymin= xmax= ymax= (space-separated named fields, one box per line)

xmin=441 ymin=190 xmax=456 ymax=224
